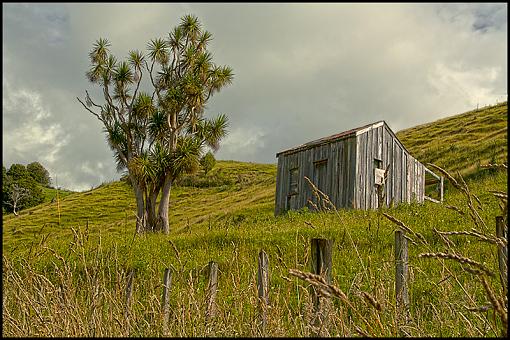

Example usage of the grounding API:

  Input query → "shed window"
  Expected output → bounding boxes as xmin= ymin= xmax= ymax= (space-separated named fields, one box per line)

xmin=289 ymin=168 xmax=299 ymax=194
xmin=374 ymin=158 xmax=382 ymax=169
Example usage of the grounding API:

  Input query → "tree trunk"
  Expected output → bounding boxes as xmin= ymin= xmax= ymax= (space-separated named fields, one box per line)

xmin=146 ymin=188 xmax=159 ymax=232
xmin=157 ymin=175 xmax=173 ymax=234
xmin=132 ymin=179 xmax=147 ymax=233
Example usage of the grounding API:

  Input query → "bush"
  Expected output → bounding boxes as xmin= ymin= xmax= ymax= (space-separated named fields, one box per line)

xmin=200 ymin=151 xmax=216 ymax=175
xmin=27 ymin=162 xmax=51 ymax=187
xmin=175 ymin=172 xmax=234 ymax=188
xmin=3 ymin=163 xmax=45 ymax=213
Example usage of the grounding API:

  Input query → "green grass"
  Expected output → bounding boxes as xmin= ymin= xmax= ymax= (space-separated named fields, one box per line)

xmin=397 ymin=101 xmax=507 ymax=178
xmin=2 ymin=169 xmax=506 ymax=336
xmin=2 ymin=161 xmax=277 ymax=253
xmin=41 ymin=186 xmax=75 ymax=203
xmin=2 ymin=102 xmax=508 ymax=337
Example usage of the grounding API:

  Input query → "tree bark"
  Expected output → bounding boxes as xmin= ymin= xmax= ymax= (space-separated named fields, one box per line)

xmin=157 ymin=175 xmax=173 ymax=234
xmin=132 ymin=179 xmax=147 ymax=233
xmin=146 ymin=188 xmax=159 ymax=232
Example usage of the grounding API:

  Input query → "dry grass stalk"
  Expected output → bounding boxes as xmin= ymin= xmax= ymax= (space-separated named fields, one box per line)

xmin=480 ymin=276 xmax=508 ymax=334
xmin=403 ymin=234 xmax=418 ymax=246
xmin=467 ymin=210 xmax=483 ymax=231
xmin=289 ymin=269 xmax=348 ymax=302
xmin=306 ymin=199 xmax=320 ymax=212
xmin=490 ymin=191 xmax=508 ymax=219
xmin=275 ymin=245 xmax=288 ymax=269
xmin=489 ymin=190 xmax=508 ymax=199
xmin=445 ymin=204 xmax=466 ymax=216
xmin=428 ymin=163 xmax=489 ymax=232
xmin=382 ymin=212 xmax=428 ymax=245
xmin=435 ymin=229 xmax=506 ymax=247
xmin=456 ymin=171 xmax=488 ymax=230
xmin=464 ymin=305 xmax=492 ymax=312
xmin=480 ymin=163 xmax=508 ymax=169
xmin=304 ymin=176 xmax=336 ymax=212
xmin=288 ymin=268 xmax=376 ymax=336
xmin=457 ymin=170 xmax=484 ymax=211
xmin=168 ymin=239 xmax=183 ymax=270
xmin=463 ymin=266 xmax=487 ymax=276
xmin=360 ymin=291 xmax=382 ymax=311
xmin=419 ymin=252 xmax=495 ymax=277
xmin=433 ymin=227 xmax=455 ymax=248
xmin=353 ymin=324 xmax=370 ymax=337
xmin=427 ymin=163 xmax=462 ymax=191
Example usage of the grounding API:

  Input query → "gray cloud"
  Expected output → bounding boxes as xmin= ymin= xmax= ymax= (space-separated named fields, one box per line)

xmin=3 ymin=3 xmax=507 ymax=190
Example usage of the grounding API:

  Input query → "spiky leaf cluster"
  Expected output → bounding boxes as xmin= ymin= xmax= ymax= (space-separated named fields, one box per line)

xmin=80 ymin=14 xmax=233 ymax=205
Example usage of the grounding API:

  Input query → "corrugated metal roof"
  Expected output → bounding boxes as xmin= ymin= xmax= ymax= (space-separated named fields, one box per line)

xmin=276 ymin=120 xmax=386 ymax=157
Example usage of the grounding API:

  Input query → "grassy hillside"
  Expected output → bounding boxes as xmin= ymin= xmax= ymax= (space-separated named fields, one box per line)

xmin=40 ymin=186 xmax=75 ymax=204
xmin=397 ymin=101 xmax=507 ymax=178
xmin=4 ymin=102 xmax=505 ymax=243
xmin=2 ymin=161 xmax=277 ymax=252
xmin=2 ymin=103 xmax=508 ymax=337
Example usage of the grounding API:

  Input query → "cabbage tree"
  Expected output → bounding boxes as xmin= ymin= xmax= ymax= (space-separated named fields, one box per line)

xmin=78 ymin=14 xmax=233 ymax=233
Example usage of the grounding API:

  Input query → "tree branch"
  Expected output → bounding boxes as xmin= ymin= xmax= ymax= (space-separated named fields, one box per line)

xmin=77 ymin=96 xmax=104 ymax=122
xmin=129 ymin=65 xmax=143 ymax=111
xmin=176 ymin=106 xmax=194 ymax=132
xmin=85 ymin=90 xmax=104 ymax=111
xmin=103 ymin=82 xmax=120 ymax=118
xmin=145 ymin=60 xmax=160 ymax=102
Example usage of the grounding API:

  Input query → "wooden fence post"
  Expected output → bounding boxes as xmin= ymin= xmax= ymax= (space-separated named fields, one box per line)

xmin=162 ymin=268 xmax=173 ymax=336
xmin=124 ymin=268 xmax=135 ymax=336
xmin=310 ymin=238 xmax=333 ymax=335
xmin=125 ymin=268 xmax=135 ymax=314
xmin=257 ymin=250 xmax=269 ymax=335
xmin=311 ymin=238 xmax=333 ymax=279
xmin=496 ymin=216 xmax=507 ymax=294
xmin=205 ymin=261 xmax=219 ymax=324
xmin=395 ymin=230 xmax=410 ymax=326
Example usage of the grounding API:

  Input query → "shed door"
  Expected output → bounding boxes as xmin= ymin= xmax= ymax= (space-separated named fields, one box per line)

xmin=312 ymin=159 xmax=328 ymax=208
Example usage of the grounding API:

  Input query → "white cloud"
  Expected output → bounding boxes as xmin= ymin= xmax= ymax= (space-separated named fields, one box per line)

xmin=2 ymin=3 xmax=507 ymax=190
xmin=52 ymin=170 xmax=90 ymax=192
xmin=428 ymin=63 xmax=504 ymax=108
xmin=217 ymin=127 xmax=266 ymax=161
xmin=3 ymin=78 xmax=70 ymax=170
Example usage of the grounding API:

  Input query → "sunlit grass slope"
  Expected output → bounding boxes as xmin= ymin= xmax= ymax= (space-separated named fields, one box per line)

xmin=4 ymin=102 xmax=506 ymax=246
xmin=2 ymin=160 xmax=277 ymax=252
xmin=3 ymin=102 xmax=507 ymax=251
xmin=2 ymin=102 xmax=507 ymax=337
xmin=2 ymin=168 xmax=507 ymax=337
xmin=40 ymin=186 xmax=75 ymax=204
xmin=397 ymin=101 xmax=507 ymax=177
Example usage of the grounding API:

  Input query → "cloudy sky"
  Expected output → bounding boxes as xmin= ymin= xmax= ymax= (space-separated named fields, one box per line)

xmin=3 ymin=3 xmax=507 ymax=191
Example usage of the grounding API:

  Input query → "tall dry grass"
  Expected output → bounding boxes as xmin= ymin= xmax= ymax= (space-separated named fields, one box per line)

xmin=2 ymin=165 xmax=507 ymax=337
xmin=295 ymin=165 xmax=507 ymax=337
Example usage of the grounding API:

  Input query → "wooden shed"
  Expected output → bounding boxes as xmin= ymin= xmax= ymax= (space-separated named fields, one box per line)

xmin=274 ymin=121 xmax=443 ymax=215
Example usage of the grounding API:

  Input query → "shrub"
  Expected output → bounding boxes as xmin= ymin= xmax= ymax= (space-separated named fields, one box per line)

xmin=200 ymin=151 xmax=216 ymax=175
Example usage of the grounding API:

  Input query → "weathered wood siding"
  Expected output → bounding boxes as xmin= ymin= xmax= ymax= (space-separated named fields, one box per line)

xmin=275 ymin=122 xmax=425 ymax=215
xmin=354 ymin=124 xmax=424 ymax=210
xmin=274 ymin=136 xmax=357 ymax=215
